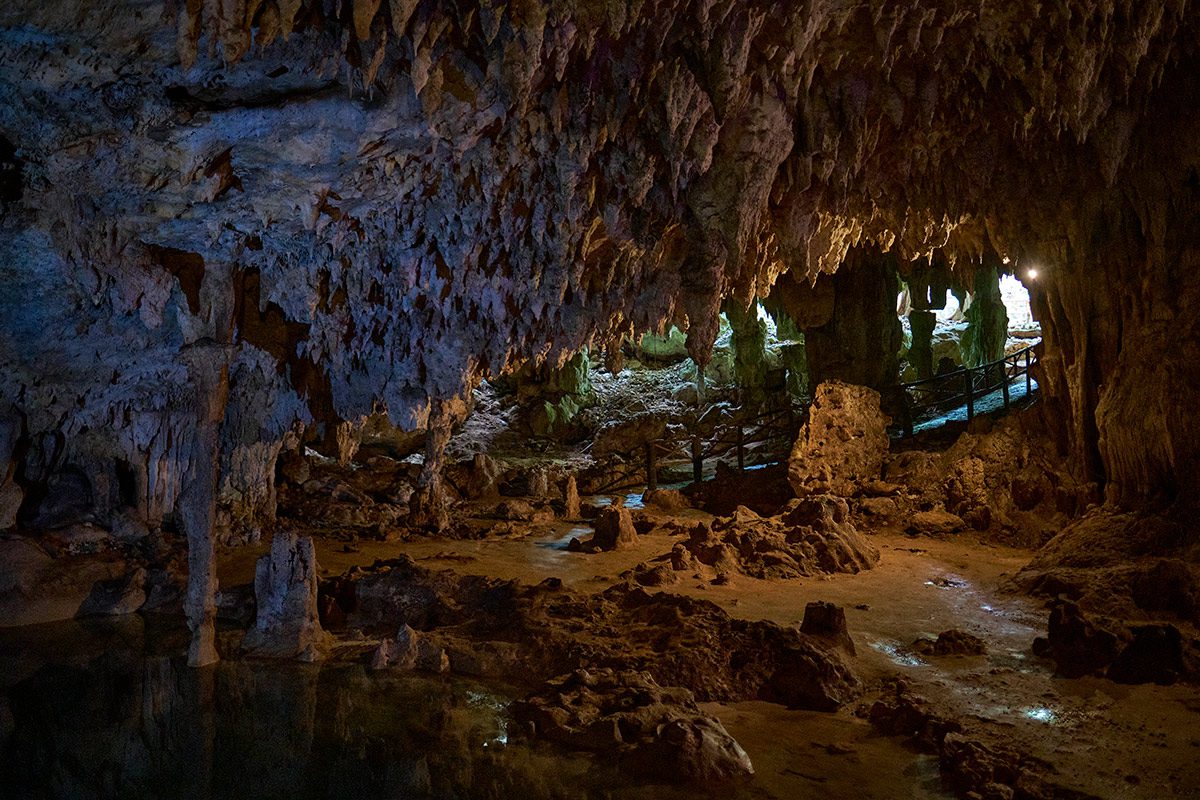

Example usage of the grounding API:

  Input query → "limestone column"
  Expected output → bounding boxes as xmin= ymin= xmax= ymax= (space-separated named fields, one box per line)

xmin=908 ymin=309 xmax=936 ymax=380
xmin=961 ymin=257 xmax=1009 ymax=367
xmin=179 ymin=343 xmax=230 ymax=667
xmin=801 ymin=246 xmax=902 ymax=391
xmin=726 ymin=299 xmax=768 ymax=407
xmin=179 ymin=260 xmax=234 ymax=668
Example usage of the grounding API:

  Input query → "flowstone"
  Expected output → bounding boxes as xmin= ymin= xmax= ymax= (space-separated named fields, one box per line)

xmin=789 ymin=382 xmax=890 ymax=497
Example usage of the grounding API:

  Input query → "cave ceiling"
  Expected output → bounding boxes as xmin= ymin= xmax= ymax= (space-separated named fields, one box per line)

xmin=0 ymin=0 xmax=1196 ymax=437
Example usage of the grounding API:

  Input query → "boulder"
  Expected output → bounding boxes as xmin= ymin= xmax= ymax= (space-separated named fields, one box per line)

xmin=1106 ymin=624 xmax=1189 ymax=685
xmin=512 ymin=669 xmax=754 ymax=784
xmin=371 ymin=623 xmax=451 ymax=673
xmin=78 ymin=566 xmax=147 ymax=617
xmin=1033 ymin=599 xmax=1124 ymax=678
xmin=643 ymin=487 xmax=689 ymax=511
xmin=912 ymin=629 xmax=987 ymax=656
xmin=242 ymin=531 xmax=332 ymax=661
xmin=1034 ymin=600 xmax=1197 ymax=684
xmin=789 ymin=381 xmax=890 ymax=497
xmin=905 ymin=509 xmax=965 ymax=537
xmin=589 ymin=506 xmax=638 ymax=551
xmin=858 ymin=497 xmax=897 ymax=517
xmin=627 ymin=561 xmax=680 ymax=587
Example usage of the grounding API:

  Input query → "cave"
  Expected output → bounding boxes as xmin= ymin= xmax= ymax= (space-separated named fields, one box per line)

xmin=1 ymin=2 xmax=1199 ymax=799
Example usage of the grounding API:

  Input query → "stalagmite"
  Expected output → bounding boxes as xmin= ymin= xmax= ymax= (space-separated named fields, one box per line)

xmin=408 ymin=403 xmax=457 ymax=531
xmin=243 ymin=530 xmax=332 ymax=661
xmin=563 ymin=475 xmax=581 ymax=519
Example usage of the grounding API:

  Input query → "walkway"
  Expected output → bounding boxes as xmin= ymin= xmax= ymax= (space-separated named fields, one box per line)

xmin=895 ymin=342 xmax=1040 ymax=437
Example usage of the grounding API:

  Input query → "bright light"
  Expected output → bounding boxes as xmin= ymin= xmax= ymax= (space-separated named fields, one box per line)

xmin=1026 ymin=268 xmax=1039 ymax=280
xmin=1022 ymin=706 xmax=1057 ymax=724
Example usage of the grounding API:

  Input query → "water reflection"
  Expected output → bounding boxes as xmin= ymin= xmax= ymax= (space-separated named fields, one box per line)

xmin=0 ymin=619 xmax=707 ymax=800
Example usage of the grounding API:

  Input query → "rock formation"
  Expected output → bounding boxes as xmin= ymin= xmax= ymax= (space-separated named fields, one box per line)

xmin=677 ymin=497 xmax=879 ymax=580
xmin=789 ymin=382 xmax=890 ymax=497
xmin=571 ymin=505 xmax=638 ymax=552
xmin=796 ymin=248 xmax=903 ymax=391
xmin=562 ymin=474 xmax=581 ymax=519
xmin=351 ymin=556 xmax=862 ymax=711
xmin=0 ymin=0 xmax=1195 ymax=550
xmin=242 ymin=530 xmax=332 ymax=661
xmin=960 ymin=258 xmax=1008 ymax=368
xmin=512 ymin=669 xmax=755 ymax=784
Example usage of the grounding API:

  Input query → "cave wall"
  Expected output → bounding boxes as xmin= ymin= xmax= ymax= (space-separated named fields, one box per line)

xmin=0 ymin=1 xmax=1198 ymax=512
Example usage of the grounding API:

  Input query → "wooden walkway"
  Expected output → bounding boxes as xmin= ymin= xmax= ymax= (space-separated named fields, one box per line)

xmin=893 ymin=343 xmax=1040 ymax=437
xmin=591 ymin=343 xmax=1041 ymax=493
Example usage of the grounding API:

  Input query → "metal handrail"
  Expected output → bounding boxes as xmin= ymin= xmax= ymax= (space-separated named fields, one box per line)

xmin=897 ymin=342 xmax=1040 ymax=436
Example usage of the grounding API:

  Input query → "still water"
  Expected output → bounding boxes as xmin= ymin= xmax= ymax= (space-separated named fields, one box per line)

xmin=0 ymin=618 xmax=704 ymax=800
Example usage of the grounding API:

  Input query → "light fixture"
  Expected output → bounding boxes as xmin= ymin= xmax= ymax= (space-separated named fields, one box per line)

xmin=1026 ymin=268 xmax=1039 ymax=281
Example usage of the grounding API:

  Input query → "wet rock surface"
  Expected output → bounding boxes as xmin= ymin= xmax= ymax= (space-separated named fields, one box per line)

xmin=512 ymin=668 xmax=754 ymax=784
xmin=348 ymin=556 xmax=862 ymax=711
xmin=867 ymin=681 xmax=1104 ymax=800
xmin=676 ymin=497 xmax=879 ymax=581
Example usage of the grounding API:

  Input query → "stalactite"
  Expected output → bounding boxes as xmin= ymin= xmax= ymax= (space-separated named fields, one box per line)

xmin=1 ymin=0 xmax=1198 ymax=509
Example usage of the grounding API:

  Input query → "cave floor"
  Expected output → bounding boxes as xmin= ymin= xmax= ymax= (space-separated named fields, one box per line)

xmin=214 ymin=507 xmax=1200 ymax=799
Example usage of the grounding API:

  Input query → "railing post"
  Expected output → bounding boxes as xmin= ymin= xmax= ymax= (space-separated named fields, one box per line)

xmin=1002 ymin=359 xmax=1011 ymax=409
xmin=1025 ymin=348 xmax=1032 ymax=395
xmin=964 ymin=368 xmax=975 ymax=420
xmin=736 ymin=425 xmax=745 ymax=473
xmin=692 ymin=435 xmax=703 ymax=485
xmin=645 ymin=441 xmax=658 ymax=492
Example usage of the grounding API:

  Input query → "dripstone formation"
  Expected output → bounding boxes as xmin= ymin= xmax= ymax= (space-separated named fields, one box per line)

xmin=1 ymin=5 xmax=1200 ymax=795
xmin=2 ymin=2 xmax=1198 ymax=549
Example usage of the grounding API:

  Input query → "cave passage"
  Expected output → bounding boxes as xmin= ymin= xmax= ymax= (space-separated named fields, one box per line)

xmin=2 ymin=2 xmax=1200 ymax=799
